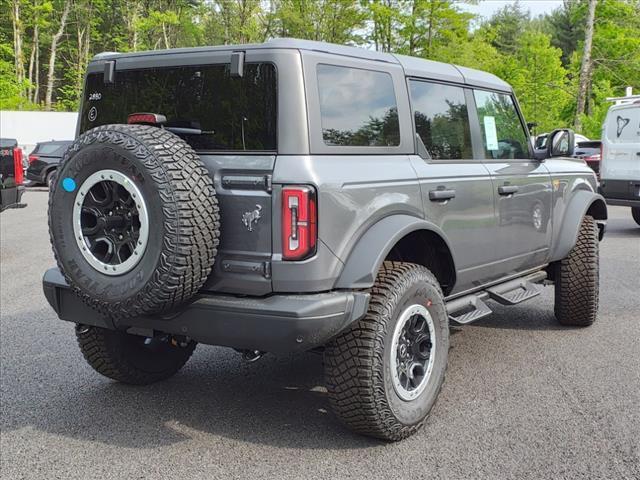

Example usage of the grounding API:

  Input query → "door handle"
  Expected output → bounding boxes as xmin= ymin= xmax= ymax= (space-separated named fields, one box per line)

xmin=429 ymin=188 xmax=456 ymax=201
xmin=498 ymin=185 xmax=519 ymax=196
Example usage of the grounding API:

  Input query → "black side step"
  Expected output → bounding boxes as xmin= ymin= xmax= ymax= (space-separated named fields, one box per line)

xmin=447 ymin=294 xmax=492 ymax=325
xmin=446 ymin=271 xmax=547 ymax=325
xmin=486 ymin=277 xmax=541 ymax=305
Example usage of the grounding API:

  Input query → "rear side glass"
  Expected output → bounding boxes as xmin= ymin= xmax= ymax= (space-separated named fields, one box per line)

xmin=37 ymin=144 xmax=62 ymax=154
xmin=80 ymin=63 xmax=277 ymax=152
xmin=409 ymin=80 xmax=472 ymax=160
xmin=474 ymin=90 xmax=529 ymax=159
xmin=317 ymin=64 xmax=400 ymax=147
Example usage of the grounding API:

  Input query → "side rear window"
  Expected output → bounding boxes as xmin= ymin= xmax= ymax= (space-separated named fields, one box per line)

xmin=37 ymin=144 xmax=62 ymax=154
xmin=80 ymin=63 xmax=277 ymax=152
xmin=317 ymin=64 xmax=400 ymax=147
xmin=409 ymin=80 xmax=472 ymax=160
xmin=474 ymin=90 xmax=529 ymax=160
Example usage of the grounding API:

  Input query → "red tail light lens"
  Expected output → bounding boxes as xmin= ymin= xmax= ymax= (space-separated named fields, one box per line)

xmin=127 ymin=113 xmax=167 ymax=125
xmin=28 ymin=154 xmax=39 ymax=164
xmin=282 ymin=186 xmax=317 ymax=261
xmin=13 ymin=148 xmax=24 ymax=185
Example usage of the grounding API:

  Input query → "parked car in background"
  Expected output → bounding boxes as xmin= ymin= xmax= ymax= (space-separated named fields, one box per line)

xmin=573 ymin=140 xmax=602 ymax=178
xmin=26 ymin=140 xmax=73 ymax=187
xmin=599 ymin=96 xmax=640 ymax=225
xmin=0 ymin=138 xmax=26 ymax=211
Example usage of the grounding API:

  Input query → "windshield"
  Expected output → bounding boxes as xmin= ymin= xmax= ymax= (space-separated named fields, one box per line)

xmin=80 ymin=63 xmax=277 ymax=152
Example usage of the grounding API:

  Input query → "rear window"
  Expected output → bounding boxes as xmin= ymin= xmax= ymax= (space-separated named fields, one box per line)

xmin=409 ymin=80 xmax=472 ymax=160
xmin=317 ymin=64 xmax=400 ymax=147
xmin=80 ymin=63 xmax=277 ymax=151
xmin=36 ymin=144 xmax=63 ymax=154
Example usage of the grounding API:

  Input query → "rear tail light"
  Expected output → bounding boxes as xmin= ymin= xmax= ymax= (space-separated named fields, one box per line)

xmin=28 ymin=154 xmax=39 ymax=164
xmin=127 ymin=113 xmax=167 ymax=125
xmin=12 ymin=148 xmax=24 ymax=185
xmin=282 ymin=186 xmax=317 ymax=261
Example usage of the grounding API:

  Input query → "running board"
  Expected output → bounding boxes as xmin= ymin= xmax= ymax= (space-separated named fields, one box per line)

xmin=446 ymin=271 xmax=547 ymax=325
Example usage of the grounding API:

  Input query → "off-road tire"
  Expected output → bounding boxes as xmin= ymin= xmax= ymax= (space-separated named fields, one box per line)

xmin=76 ymin=325 xmax=196 ymax=385
xmin=49 ymin=124 xmax=219 ymax=318
xmin=324 ymin=261 xmax=449 ymax=441
xmin=45 ymin=169 xmax=56 ymax=188
xmin=554 ymin=215 xmax=599 ymax=326
xmin=632 ymin=207 xmax=640 ymax=226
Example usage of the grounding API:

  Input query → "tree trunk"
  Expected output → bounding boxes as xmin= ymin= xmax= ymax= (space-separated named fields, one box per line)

xmin=45 ymin=0 xmax=71 ymax=110
xmin=11 ymin=0 xmax=25 ymax=90
xmin=34 ymin=27 xmax=40 ymax=104
xmin=574 ymin=0 xmax=597 ymax=131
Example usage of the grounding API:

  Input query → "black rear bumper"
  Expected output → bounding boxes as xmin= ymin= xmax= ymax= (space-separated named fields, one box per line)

xmin=43 ymin=268 xmax=369 ymax=354
xmin=0 ymin=185 xmax=26 ymax=211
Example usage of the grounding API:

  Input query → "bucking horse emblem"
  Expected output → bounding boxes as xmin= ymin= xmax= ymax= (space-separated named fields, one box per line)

xmin=242 ymin=204 xmax=262 ymax=232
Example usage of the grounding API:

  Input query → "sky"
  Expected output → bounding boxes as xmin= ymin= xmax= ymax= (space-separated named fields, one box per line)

xmin=457 ymin=1 xmax=564 ymax=19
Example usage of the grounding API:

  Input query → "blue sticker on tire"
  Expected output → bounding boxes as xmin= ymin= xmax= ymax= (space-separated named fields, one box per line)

xmin=62 ymin=177 xmax=76 ymax=192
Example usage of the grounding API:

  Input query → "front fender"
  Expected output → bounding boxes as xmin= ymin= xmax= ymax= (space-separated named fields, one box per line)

xmin=334 ymin=214 xmax=456 ymax=289
xmin=549 ymin=190 xmax=607 ymax=262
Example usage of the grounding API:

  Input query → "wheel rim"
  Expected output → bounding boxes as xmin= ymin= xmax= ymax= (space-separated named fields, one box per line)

xmin=532 ymin=204 xmax=543 ymax=231
xmin=72 ymin=169 xmax=149 ymax=276
xmin=390 ymin=304 xmax=436 ymax=401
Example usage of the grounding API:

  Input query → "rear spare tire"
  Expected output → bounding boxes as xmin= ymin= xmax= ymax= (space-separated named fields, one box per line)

xmin=49 ymin=124 xmax=219 ymax=318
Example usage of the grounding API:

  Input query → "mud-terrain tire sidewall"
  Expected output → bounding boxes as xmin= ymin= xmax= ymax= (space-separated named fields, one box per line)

xmin=554 ymin=215 xmax=599 ymax=326
xmin=324 ymin=262 xmax=449 ymax=441
xmin=49 ymin=125 xmax=219 ymax=317
xmin=383 ymin=272 xmax=449 ymax=426
xmin=50 ymin=139 xmax=165 ymax=304
xmin=632 ymin=207 xmax=640 ymax=226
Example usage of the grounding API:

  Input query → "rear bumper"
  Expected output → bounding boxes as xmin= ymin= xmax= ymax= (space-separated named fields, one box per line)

xmin=0 ymin=185 xmax=25 ymax=211
xmin=601 ymin=179 xmax=640 ymax=207
xmin=43 ymin=268 xmax=369 ymax=354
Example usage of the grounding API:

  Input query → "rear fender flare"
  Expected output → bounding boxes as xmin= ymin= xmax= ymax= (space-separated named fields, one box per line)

xmin=334 ymin=214 xmax=456 ymax=289
xmin=550 ymin=190 xmax=607 ymax=262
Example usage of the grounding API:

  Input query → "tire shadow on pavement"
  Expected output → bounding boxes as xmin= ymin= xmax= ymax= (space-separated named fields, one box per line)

xmin=1 ymin=342 xmax=383 ymax=450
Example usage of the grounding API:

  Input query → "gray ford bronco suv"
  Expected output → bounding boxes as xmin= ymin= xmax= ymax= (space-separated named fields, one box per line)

xmin=44 ymin=39 xmax=607 ymax=441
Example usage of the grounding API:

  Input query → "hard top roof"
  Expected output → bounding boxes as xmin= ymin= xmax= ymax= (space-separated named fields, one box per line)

xmin=93 ymin=38 xmax=512 ymax=92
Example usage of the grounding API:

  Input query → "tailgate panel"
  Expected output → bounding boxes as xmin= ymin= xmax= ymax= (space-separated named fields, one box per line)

xmin=200 ymin=154 xmax=275 ymax=296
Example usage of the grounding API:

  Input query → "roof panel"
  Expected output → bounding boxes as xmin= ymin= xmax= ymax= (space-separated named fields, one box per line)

xmin=393 ymin=54 xmax=464 ymax=84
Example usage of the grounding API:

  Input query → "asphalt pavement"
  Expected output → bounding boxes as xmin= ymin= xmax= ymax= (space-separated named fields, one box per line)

xmin=1 ymin=190 xmax=639 ymax=480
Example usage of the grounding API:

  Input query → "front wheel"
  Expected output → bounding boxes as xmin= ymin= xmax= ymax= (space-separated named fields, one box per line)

xmin=632 ymin=207 xmax=640 ymax=226
xmin=324 ymin=262 xmax=449 ymax=441
xmin=76 ymin=325 xmax=196 ymax=385
xmin=554 ymin=215 xmax=599 ymax=326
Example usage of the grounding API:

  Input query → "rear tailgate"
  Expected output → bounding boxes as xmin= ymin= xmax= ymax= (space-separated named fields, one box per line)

xmin=199 ymin=155 xmax=274 ymax=295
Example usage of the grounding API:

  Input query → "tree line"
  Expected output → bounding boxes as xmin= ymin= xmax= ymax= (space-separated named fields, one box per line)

xmin=2 ymin=0 xmax=639 ymax=139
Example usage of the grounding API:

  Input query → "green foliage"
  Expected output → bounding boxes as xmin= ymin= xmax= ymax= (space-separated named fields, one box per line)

xmin=0 ymin=0 xmax=638 ymax=140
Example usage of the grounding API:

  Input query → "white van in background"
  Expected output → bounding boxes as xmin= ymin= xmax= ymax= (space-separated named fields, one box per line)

xmin=599 ymin=94 xmax=640 ymax=226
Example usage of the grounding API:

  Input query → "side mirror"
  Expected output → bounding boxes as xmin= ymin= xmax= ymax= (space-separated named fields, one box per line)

xmin=546 ymin=129 xmax=575 ymax=158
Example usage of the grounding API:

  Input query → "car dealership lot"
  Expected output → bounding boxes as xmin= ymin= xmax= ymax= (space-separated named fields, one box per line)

xmin=1 ymin=191 xmax=639 ymax=480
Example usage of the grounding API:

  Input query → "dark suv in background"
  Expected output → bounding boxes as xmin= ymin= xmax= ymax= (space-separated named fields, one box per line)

xmin=26 ymin=140 xmax=73 ymax=187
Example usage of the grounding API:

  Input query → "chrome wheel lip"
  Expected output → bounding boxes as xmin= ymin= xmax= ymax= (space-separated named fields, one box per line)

xmin=390 ymin=303 xmax=436 ymax=401
xmin=72 ymin=169 xmax=149 ymax=276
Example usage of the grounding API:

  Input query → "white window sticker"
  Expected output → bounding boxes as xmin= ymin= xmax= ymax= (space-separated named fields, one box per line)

xmin=483 ymin=116 xmax=499 ymax=150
